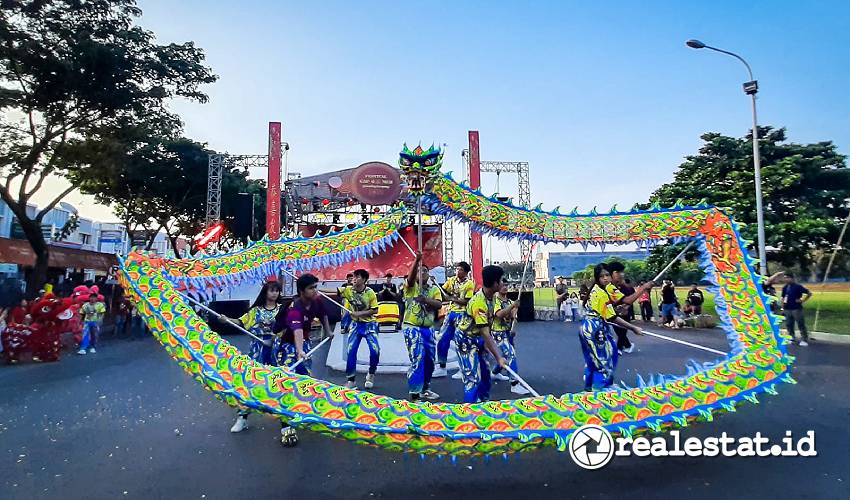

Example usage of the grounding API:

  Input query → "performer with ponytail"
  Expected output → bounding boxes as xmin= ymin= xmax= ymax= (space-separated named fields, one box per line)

xmin=221 ymin=280 xmax=282 ymax=433
xmin=580 ymin=264 xmax=643 ymax=391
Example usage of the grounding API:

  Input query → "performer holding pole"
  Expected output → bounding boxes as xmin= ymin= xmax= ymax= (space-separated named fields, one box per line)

xmin=218 ymin=281 xmax=284 ymax=433
xmin=491 ymin=278 xmax=530 ymax=395
xmin=401 ymin=251 xmax=443 ymax=401
xmin=269 ymin=272 xmax=333 ymax=447
xmin=338 ymin=269 xmax=380 ymax=389
xmin=605 ymin=261 xmax=655 ymax=355
xmin=433 ymin=261 xmax=474 ymax=378
xmin=580 ymin=264 xmax=643 ymax=391
xmin=453 ymin=265 xmax=508 ymax=403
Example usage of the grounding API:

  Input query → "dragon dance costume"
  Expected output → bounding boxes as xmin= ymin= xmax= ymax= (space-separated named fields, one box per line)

xmin=579 ymin=284 xmax=620 ymax=390
xmin=401 ymin=281 xmax=442 ymax=397
xmin=341 ymin=286 xmax=380 ymax=381
xmin=454 ymin=290 xmax=495 ymax=403
xmin=437 ymin=275 xmax=475 ymax=367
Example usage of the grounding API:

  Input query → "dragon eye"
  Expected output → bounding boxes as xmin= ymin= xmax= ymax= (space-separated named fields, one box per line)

xmin=424 ymin=158 xmax=435 ymax=166
xmin=401 ymin=158 xmax=411 ymax=166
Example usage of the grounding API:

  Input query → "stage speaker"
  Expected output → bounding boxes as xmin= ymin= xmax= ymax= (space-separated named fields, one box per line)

xmin=507 ymin=290 xmax=535 ymax=322
xmin=230 ymin=193 xmax=254 ymax=240
xmin=207 ymin=300 xmax=250 ymax=335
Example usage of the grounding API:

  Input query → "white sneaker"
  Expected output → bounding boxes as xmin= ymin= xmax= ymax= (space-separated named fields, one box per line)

xmin=421 ymin=389 xmax=440 ymax=401
xmin=364 ymin=373 xmax=375 ymax=389
xmin=511 ymin=384 xmax=531 ymax=396
xmin=799 ymin=340 xmax=809 ymax=346
xmin=624 ymin=344 xmax=635 ymax=354
xmin=88 ymin=348 xmax=96 ymax=354
xmin=492 ymin=372 xmax=510 ymax=381
xmin=345 ymin=380 xmax=356 ymax=389
xmin=77 ymin=349 xmax=86 ymax=355
xmin=230 ymin=416 xmax=248 ymax=433
xmin=431 ymin=367 xmax=447 ymax=378
xmin=451 ymin=371 xmax=463 ymax=380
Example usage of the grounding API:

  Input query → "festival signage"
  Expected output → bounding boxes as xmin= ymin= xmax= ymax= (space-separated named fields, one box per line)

xmin=348 ymin=162 xmax=402 ymax=206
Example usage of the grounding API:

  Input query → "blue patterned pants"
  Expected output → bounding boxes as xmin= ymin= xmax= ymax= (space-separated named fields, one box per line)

xmin=454 ymin=331 xmax=491 ymax=403
xmin=492 ymin=330 xmax=518 ymax=378
xmin=248 ymin=335 xmax=276 ymax=366
xmin=345 ymin=321 xmax=380 ymax=378
xmin=402 ymin=324 xmax=436 ymax=395
xmin=273 ymin=339 xmax=313 ymax=375
xmin=79 ymin=321 xmax=100 ymax=350
xmin=579 ymin=317 xmax=618 ymax=390
xmin=437 ymin=311 xmax=464 ymax=365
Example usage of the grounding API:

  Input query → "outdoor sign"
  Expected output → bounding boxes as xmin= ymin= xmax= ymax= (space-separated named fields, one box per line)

xmin=348 ymin=162 xmax=402 ymax=205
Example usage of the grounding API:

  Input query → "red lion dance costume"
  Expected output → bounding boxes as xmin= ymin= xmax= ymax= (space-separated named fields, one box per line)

xmin=2 ymin=294 xmax=74 ymax=363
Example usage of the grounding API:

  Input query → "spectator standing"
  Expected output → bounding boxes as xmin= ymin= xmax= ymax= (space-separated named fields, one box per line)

xmin=114 ymin=299 xmax=129 ymax=337
xmin=568 ymin=292 xmax=580 ymax=322
xmin=660 ymin=280 xmax=677 ymax=325
xmin=78 ymin=293 xmax=106 ymax=354
xmin=378 ymin=273 xmax=399 ymax=302
xmin=129 ymin=302 xmax=145 ymax=340
xmin=638 ymin=281 xmax=653 ymax=322
xmin=554 ymin=277 xmax=569 ymax=321
xmin=781 ymin=273 xmax=813 ymax=346
xmin=578 ymin=284 xmax=590 ymax=309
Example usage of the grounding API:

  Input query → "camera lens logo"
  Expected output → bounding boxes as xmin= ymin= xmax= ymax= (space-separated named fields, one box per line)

xmin=569 ymin=424 xmax=615 ymax=469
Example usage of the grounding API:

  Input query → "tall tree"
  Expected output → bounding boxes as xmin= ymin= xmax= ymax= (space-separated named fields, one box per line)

xmin=648 ymin=127 xmax=850 ymax=272
xmin=0 ymin=0 xmax=216 ymax=294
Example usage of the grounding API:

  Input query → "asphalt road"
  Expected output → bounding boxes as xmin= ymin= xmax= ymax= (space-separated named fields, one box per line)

xmin=1 ymin=321 xmax=848 ymax=500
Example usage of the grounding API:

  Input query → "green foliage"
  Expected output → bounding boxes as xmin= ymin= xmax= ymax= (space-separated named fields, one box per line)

xmin=572 ymin=252 xmax=704 ymax=286
xmin=646 ymin=127 xmax=850 ymax=272
xmin=0 ymin=0 xmax=216 ymax=291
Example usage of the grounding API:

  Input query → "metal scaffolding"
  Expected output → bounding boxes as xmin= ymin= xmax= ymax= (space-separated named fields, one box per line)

xmin=205 ymin=154 xmax=270 ymax=228
xmin=460 ymin=149 xmax=532 ymax=262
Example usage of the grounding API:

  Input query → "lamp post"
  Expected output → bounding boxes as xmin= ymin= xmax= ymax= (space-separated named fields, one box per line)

xmin=686 ymin=39 xmax=768 ymax=274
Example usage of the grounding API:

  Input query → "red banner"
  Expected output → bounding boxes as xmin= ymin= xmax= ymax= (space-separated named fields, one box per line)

xmin=267 ymin=122 xmax=282 ymax=239
xmin=468 ymin=130 xmax=484 ymax=286
xmin=300 ymin=225 xmax=443 ymax=280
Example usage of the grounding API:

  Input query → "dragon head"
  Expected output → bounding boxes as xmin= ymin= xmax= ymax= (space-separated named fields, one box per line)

xmin=399 ymin=143 xmax=442 ymax=194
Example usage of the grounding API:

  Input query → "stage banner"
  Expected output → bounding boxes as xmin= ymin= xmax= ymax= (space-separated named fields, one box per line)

xmin=299 ymin=224 xmax=443 ymax=280
xmin=267 ymin=122 xmax=282 ymax=239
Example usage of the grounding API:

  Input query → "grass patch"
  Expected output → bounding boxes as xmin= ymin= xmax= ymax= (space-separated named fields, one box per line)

xmin=533 ymin=286 xmax=850 ymax=334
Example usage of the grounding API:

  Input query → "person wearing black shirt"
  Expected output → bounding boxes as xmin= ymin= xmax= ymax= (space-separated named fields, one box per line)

xmin=378 ymin=273 xmax=399 ymax=302
xmin=607 ymin=262 xmax=654 ymax=354
xmin=686 ymin=284 xmax=704 ymax=315
xmin=781 ymin=273 xmax=813 ymax=346
xmin=554 ymin=277 xmax=569 ymax=320
xmin=660 ymin=280 xmax=677 ymax=324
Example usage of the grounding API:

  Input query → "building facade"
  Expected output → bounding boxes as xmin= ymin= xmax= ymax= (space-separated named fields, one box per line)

xmin=535 ymin=249 xmax=651 ymax=285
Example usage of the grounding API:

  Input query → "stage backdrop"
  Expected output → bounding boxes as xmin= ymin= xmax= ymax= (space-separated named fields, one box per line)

xmin=299 ymin=224 xmax=442 ymax=280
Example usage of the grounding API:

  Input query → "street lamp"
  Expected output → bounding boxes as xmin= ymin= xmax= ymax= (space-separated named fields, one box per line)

xmin=686 ymin=39 xmax=768 ymax=275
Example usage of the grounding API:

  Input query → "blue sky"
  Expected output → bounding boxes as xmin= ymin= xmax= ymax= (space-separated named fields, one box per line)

xmin=48 ymin=1 xmax=850 ymax=260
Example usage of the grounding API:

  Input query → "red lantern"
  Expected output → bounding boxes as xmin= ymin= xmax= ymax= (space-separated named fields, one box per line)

xmin=321 ymin=199 xmax=330 ymax=206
